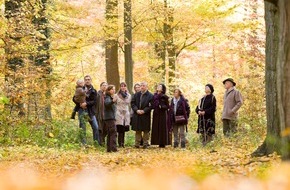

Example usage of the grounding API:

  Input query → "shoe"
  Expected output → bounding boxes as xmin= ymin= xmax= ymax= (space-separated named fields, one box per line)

xmin=173 ymin=142 xmax=178 ymax=148
xmin=181 ymin=142 xmax=186 ymax=149
xmin=134 ymin=145 xmax=140 ymax=148
xmin=143 ymin=145 xmax=149 ymax=149
xmin=70 ymin=111 xmax=76 ymax=119
xmin=159 ymin=145 xmax=165 ymax=148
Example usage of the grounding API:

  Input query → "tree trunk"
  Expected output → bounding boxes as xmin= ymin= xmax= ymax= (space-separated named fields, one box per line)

xmin=252 ymin=0 xmax=281 ymax=156
xmin=277 ymin=0 xmax=290 ymax=160
xmin=124 ymin=0 xmax=133 ymax=92
xmin=105 ymin=0 xmax=120 ymax=88
xmin=32 ymin=0 xmax=52 ymax=120
xmin=4 ymin=0 xmax=26 ymax=117
xmin=164 ymin=1 xmax=176 ymax=93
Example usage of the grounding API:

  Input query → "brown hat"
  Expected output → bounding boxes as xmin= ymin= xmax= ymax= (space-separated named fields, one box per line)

xmin=223 ymin=78 xmax=236 ymax=86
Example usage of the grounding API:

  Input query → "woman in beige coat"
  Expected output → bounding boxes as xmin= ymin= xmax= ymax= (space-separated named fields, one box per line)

xmin=115 ymin=82 xmax=132 ymax=147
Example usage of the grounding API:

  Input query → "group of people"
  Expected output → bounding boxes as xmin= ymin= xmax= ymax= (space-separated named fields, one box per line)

xmin=72 ymin=75 xmax=243 ymax=152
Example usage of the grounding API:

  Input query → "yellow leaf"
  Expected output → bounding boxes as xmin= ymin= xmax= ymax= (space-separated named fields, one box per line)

xmin=48 ymin=132 xmax=54 ymax=138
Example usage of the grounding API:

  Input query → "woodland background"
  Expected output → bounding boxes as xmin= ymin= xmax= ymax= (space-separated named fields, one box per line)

xmin=1 ymin=0 xmax=289 ymax=189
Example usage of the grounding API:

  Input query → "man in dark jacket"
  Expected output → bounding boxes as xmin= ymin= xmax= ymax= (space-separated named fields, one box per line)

xmin=73 ymin=75 xmax=100 ymax=145
xmin=131 ymin=82 xmax=154 ymax=149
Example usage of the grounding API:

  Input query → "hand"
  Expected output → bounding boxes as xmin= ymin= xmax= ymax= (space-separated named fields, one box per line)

xmin=199 ymin=111 xmax=205 ymax=116
xmin=137 ymin=110 xmax=144 ymax=115
xmin=80 ymin=102 xmax=87 ymax=109
xmin=112 ymin=95 xmax=117 ymax=102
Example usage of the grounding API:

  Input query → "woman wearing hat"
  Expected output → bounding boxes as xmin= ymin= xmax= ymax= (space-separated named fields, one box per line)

xmin=196 ymin=84 xmax=217 ymax=145
xmin=222 ymin=78 xmax=243 ymax=136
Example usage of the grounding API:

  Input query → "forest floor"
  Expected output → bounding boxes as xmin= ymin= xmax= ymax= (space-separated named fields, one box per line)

xmin=0 ymin=131 xmax=287 ymax=190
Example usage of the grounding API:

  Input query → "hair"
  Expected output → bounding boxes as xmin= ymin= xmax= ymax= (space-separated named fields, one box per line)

xmin=84 ymin=75 xmax=91 ymax=80
xmin=140 ymin=82 xmax=148 ymax=86
xmin=100 ymin=82 xmax=108 ymax=87
xmin=134 ymin=83 xmax=140 ymax=89
xmin=106 ymin=85 xmax=115 ymax=95
xmin=156 ymin=83 xmax=167 ymax=94
xmin=118 ymin=82 xmax=127 ymax=94
xmin=174 ymin=88 xmax=183 ymax=96
xmin=76 ymin=79 xmax=84 ymax=85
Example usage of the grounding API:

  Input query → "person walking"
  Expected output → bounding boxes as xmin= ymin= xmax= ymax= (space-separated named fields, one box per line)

xmin=131 ymin=82 xmax=154 ymax=149
xmin=115 ymin=82 xmax=131 ymax=148
xmin=222 ymin=78 xmax=243 ymax=137
xmin=151 ymin=84 xmax=170 ymax=148
xmin=169 ymin=89 xmax=190 ymax=148
xmin=196 ymin=84 xmax=216 ymax=145
xmin=104 ymin=85 xmax=118 ymax=152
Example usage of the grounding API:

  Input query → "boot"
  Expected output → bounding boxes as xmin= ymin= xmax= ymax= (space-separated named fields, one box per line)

xmin=70 ymin=111 xmax=76 ymax=119
xmin=118 ymin=133 xmax=122 ymax=147
xmin=121 ymin=132 xmax=125 ymax=148
xmin=181 ymin=142 xmax=186 ymax=149
xmin=173 ymin=142 xmax=178 ymax=148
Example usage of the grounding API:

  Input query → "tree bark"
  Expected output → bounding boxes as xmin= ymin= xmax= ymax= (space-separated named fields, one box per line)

xmin=4 ymin=0 xmax=27 ymax=117
xmin=252 ymin=1 xmax=281 ymax=156
xmin=32 ymin=0 xmax=52 ymax=120
xmin=164 ymin=1 xmax=176 ymax=93
xmin=105 ymin=0 xmax=120 ymax=87
xmin=124 ymin=0 xmax=133 ymax=92
xmin=277 ymin=0 xmax=290 ymax=160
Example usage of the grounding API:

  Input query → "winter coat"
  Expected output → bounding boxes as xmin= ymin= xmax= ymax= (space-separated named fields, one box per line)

xmin=169 ymin=96 xmax=190 ymax=126
xmin=73 ymin=85 xmax=97 ymax=117
xmin=104 ymin=94 xmax=116 ymax=121
xmin=131 ymin=90 xmax=154 ymax=131
xmin=96 ymin=90 xmax=105 ymax=131
xmin=74 ymin=86 xmax=86 ymax=103
xmin=151 ymin=93 xmax=170 ymax=145
xmin=222 ymin=87 xmax=243 ymax=120
xmin=195 ymin=94 xmax=216 ymax=135
xmin=115 ymin=92 xmax=131 ymax=126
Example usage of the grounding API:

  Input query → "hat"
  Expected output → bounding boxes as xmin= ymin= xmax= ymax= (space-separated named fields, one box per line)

xmin=223 ymin=78 xmax=236 ymax=86
xmin=205 ymin=84 xmax=214 ymax=93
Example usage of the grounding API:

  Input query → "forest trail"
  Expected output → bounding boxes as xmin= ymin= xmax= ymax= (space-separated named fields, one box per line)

xmin=0 ymin=135 xmax=282 ymax=190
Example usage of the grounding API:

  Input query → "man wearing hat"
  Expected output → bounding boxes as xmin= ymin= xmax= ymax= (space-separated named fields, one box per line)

xmin=222 ymin=78 xmax=243 ymax=136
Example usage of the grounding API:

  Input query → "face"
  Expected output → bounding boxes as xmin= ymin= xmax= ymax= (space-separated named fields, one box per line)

xmin=120 ymin=84 xmax=127 ymax=92
xmin=78 ymin=81 xmax=85 ymax=87
xmin=109 ymin=87 xmax=115 ymax=95
xmin=134 ymin=85 xmax=141 ymax=93
xmin=157 ymin=85 xmax=163 ymax=93
xmin=205 ymin=86 xmax=211 ymax=94
xmin=84 ymin=76 xmax=92 ymax=86
xmin=174 ymin=90 xmax=180 ymax=98
xmin=140 ymin=83 xmax=147 ymax=92
xmin=101 ymin=82 xmax=108 ymax=91
xmin=224 ymin=81 xmax=233 ymax=90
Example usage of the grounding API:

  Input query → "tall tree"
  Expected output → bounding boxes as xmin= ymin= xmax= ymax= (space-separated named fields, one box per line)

xmin=124 ymin=0 xmax=133 ymax=92
xmin=105 ymin=0 xmax=120 ymax=87
xmin=276 ymin=0 xmax=290 ymax=159
xmin=164 ymin=0 xmax=175 ymax=92
xmin=4 ymin=0 xmax=27 ymax=117
xmin=252 ymin=0 xmax=281 ymax=156
xmin=31 ymin=0 xmax=52 ymax=120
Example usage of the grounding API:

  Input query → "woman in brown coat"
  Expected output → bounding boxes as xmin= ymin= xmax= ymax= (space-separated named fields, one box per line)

xmin=151 ymin=84 xmax=170 ymax=148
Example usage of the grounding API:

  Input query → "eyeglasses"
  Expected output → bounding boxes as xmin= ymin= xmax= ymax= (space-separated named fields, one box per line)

xmin=84 ymin=78 xmax=91 ymax=81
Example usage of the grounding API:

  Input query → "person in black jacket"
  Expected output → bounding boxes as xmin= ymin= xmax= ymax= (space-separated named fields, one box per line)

xmin=195 ymin=84 xmax=216 ymax=145
xmin=131 ymin=82 xmax=154 ymax=149
xmin=104 ymin=85 xmax=118 ymax=152
xmin=169 ymin=89 xmax=190 ymax=148
xmin=73 ymin=75 xmax=100 ymax=145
